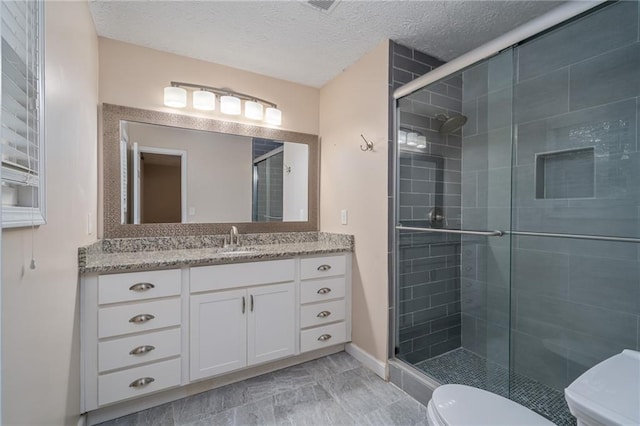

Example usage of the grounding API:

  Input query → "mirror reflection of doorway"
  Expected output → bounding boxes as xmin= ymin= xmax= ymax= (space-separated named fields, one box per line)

xmin=132 ymin=144 xmax=187 ymax=224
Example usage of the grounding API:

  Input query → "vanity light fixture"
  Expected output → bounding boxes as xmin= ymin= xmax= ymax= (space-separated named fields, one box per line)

xmin=265 ymin=107 xmax=282 ymax=125
xmin=398 ymin=130 xmax=407 ymax=145
xmin=164 ymin=86 xmax=188 ymax=108
xmin=401 ymin=130 xmax=427 ymax=149
xmin=193 ymin=90 xmax=215 ymax=111
xmin=220 ymin=95 xmax=241 ymax=115
xmin=244 ymin=100 xmax=264 ymax=120
xmin=163 ymin=81 xmax=282 ymax=125
xmin=406 ymin=132 xmax=418 ymax=146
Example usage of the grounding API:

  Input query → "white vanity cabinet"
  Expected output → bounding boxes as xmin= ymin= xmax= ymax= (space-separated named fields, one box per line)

xmin=299 ymin=254 xmax=351 ymax=352
xmin=81 ymin=252 xmax=351 ymax=416
xmin=81 ymin=269 xmax=183 ymax=411
xmin=189 ymin=259 xmax=296 ymax=380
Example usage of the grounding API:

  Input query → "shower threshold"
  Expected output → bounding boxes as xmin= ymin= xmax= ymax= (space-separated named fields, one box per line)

xmin=412 ymin=348 xmax=575 ymax=426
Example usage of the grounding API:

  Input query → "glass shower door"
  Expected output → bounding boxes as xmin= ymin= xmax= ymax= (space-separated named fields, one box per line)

xmin=253 ymin=151 xmax=284 ymax=222
xmin=395 ymin=49 xmax=514 ymax=396
xmin=509 ymin=2 xmax=640 ymax=423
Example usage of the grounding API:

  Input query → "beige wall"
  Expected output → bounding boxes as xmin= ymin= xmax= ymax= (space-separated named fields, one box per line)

xmin=99 ymin=38 xmax=319 ymax=135
xmin=2 ymin=1 xmax=99 ymax=425
xmin=319 ymin=41 xmax=390 ymax=363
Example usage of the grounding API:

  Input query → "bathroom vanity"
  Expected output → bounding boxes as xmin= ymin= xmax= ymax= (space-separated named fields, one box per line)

xmin=79 ymin=232 xmax=353 ymax=421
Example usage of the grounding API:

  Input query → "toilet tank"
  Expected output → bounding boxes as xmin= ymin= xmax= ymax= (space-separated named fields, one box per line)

xmin=565 ymin=349 xmax=640 ymax=426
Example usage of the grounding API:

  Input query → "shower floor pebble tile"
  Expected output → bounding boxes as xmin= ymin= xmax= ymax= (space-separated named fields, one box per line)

xmin=414 ymin=348 xmax=575 ymax=426
xmin=97 ymin=352 xmax=428 ymax=426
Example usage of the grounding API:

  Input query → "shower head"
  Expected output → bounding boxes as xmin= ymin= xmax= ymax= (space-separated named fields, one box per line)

xmin=436 ymin=113 xmax=468 ymax=135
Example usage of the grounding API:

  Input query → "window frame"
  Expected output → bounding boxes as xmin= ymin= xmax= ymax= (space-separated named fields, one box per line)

xmin=1 ymin=1 xmax=46 ymax=228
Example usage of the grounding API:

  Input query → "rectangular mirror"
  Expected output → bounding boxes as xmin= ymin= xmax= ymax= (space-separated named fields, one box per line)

xmin=103 ymin=104 xmax=318 ymax=237
xmin=120 ymin=121 xmax=309 ymax=224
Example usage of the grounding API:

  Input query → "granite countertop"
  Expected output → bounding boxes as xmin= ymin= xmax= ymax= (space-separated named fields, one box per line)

xmin=79 ymin=232 xmax=354 ymax=274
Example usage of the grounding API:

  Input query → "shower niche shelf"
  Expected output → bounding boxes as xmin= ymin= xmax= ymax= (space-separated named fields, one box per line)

xmin=535 ymin=147 xmax=595 ymax=199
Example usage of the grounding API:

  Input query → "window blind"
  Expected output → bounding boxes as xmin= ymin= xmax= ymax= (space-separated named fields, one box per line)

xmin=1 ymin=0 xmax=45 ymax=227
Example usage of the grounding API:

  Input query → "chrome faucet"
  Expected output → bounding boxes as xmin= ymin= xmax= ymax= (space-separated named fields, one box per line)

xmin=227 ymin=226 xmax=239 ymax=247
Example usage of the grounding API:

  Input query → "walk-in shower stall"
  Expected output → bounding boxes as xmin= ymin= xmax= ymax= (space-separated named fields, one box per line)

xmin=390 ymin=2 xmax=640 ymax=424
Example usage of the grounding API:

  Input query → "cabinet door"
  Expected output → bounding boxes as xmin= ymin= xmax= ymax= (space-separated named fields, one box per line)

xmin=190 ymin=289 xmax=247 ymax=380
xmin=247 ymin=282 xmax=295 ymax=366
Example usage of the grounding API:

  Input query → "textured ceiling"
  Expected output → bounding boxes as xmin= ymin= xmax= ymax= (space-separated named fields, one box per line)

xmin=88 ymin=0 xmax=565 ymax=88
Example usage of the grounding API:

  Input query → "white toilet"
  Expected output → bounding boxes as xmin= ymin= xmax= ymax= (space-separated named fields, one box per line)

xmin=426 ymin=384 xmax=554 ymax=425
xmin=565 ymin=349 xmax=640 ymax=426
xmin=427 ymin=349 xmax=640 ymax=426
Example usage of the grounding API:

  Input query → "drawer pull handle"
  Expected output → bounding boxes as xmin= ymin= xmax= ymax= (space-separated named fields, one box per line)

xmin=317 ymin=311 xmax=331 ymax=318
xmin=317 ymin=287 xmax=332 ymax=295
xmin=129 ymin=282 xmax=155 ymax=292
xmin=317 ymin=264 xmax=332 ymax=271
xmin=129 ymin=314 xmax=155 ymax=324
xmin=129 ymin=377 xmax=155 ymax=388
xmin=318 ymin=334 xmax=332 ymax=342
xmin=129 ymin=345 xmax=155 ymax=356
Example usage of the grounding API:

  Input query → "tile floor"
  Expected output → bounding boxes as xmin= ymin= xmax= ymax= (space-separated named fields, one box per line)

xmin=99 ymin=352 xmax=429 ymax=426
xmin=414 ymin=348 xmax=574 ymax=426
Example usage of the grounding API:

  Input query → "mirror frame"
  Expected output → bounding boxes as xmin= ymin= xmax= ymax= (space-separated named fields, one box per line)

xmin=102 ymin=103 xmax=319 ymax=238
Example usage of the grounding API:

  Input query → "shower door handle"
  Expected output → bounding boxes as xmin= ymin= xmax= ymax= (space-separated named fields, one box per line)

xmin=396 ymin=226 xmax=504 ymax=237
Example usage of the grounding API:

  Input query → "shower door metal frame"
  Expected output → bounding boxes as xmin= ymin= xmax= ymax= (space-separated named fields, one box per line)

xmin=393 ymin=1 xmax=603 ymax=100
xmin=388 ymin=0 xmax=605 ymax=367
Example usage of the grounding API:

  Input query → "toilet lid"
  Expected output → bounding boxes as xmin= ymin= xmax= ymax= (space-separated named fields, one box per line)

xmin=431 ymin=384 xmax=554 ymax=425
xmin=565 ymin=349 xmax=640 ymax=426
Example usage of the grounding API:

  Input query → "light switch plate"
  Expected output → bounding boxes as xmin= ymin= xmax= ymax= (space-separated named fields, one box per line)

xmin=340 ymin=209 xmax=348 ymax=225
xmin=87 ymin=213 xmax=93 ymax=235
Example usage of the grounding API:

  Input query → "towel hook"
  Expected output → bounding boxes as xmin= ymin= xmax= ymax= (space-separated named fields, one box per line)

xmin=360 ymin=134 xmax=373 ymax=152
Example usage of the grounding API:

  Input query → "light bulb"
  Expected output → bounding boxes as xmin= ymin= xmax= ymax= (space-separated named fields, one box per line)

xmin=193 ymin=90 xmax=215 ymax=110
xmin=398 ymin=130 xmax=407 ymax=145
xmin=220 ymin=95 xmax=241 ymax=115
xmin=245 ymin=101 xmax=264 ymax=120
xmin=265 ymin=107 xmax=282 ymax=125
xmin=407 ymin=132 xmax=418 ymax=146
xmin=164 ymin=86 xmax=187 ymax=108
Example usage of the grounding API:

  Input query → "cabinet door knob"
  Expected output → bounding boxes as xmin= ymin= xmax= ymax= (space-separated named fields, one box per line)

xmin=317 ymin=287 xmax=332 ymax=295
xmin=317 ymin=311 xmax=331 ymax=318
xmin=128 ymin=314 xmax=155 ymax=324
xmin=129 ymin=377 xmax=155 ymax=388
xmin=129 ymin=282 xmax=155 ymax=292
xmin=317 ymin=334 xmax=332 ymax=342
xmin=129 ymin=345 xmax=155 ymax=355
xmin=317 ymin=264 xmax=332 ymax=271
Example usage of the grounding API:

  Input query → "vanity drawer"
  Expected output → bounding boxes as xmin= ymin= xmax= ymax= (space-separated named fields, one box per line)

xmin=98 ymin=328 xmax=181 ymax=372
xmin=191 ymin=259 xmax=295 ymax=293
xmin=300 ymin=299 xmax=346 ymax=329
xmin=98 ymin=298 xmax=181 ymax=338
xmin=300 ymin=322 xmax=347 ymax=353
xmin=300 ymin=255 xmax=346 ymax=280
xmin=300 ymin=277 xmax=346 ymax=304
xmin=98 ymin=357 xmax=181 ymax=406
xmin=98 ymin=269 xmax=181 ymax=304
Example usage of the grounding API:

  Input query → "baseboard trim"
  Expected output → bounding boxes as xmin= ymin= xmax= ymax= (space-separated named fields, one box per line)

xmin=345 ymin=343 xmax=387 ymax=379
